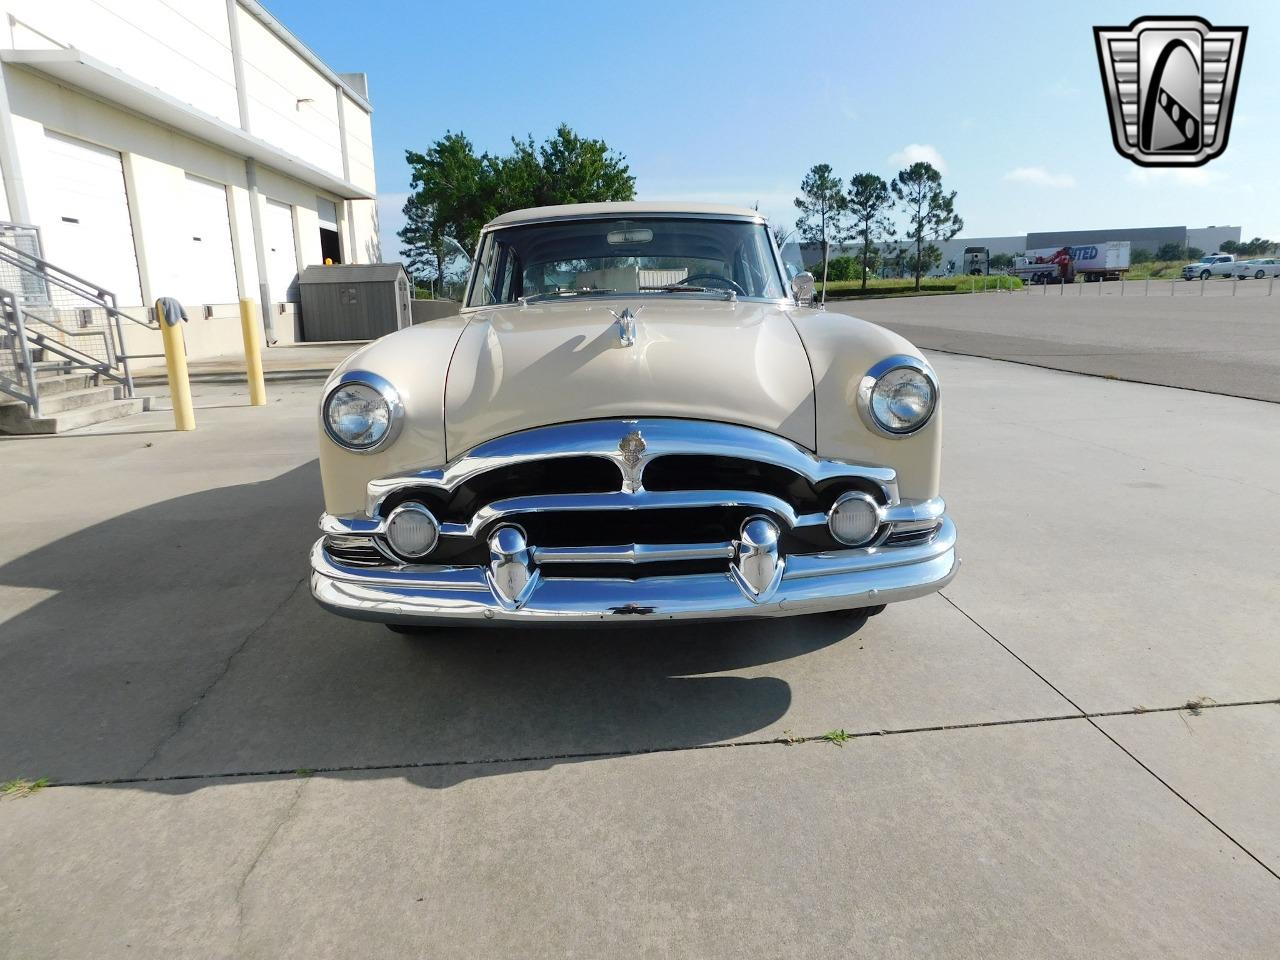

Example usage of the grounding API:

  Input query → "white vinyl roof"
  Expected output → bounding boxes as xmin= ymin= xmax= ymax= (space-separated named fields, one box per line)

xmin=485 ymin=201 xmax=766 ymax=229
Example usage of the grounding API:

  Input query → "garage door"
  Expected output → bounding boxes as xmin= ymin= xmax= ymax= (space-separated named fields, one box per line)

xmin=264 ymin=199 xmax=299 ymax=303
xmin=37 ymin=131 xmax=143 ymax=306
xmin=178 ymin=174 xmax=238 ymax=304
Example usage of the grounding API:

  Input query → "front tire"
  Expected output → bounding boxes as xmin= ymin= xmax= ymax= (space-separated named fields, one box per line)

xmin=1200 ymin=270 xmax=1211 ymax=280
xmin=1256 ymin=270 xmax=1265 ymax=279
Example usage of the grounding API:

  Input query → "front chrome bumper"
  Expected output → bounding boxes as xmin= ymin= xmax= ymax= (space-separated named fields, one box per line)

xmin=310 ymin=515 xmax=958 ymax=626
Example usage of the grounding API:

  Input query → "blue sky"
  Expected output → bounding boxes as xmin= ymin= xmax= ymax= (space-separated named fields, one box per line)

xmin=266 ymin=0 xmax=1279 ymax=258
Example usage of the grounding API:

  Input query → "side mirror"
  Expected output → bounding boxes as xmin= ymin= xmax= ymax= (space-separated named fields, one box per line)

xmin=790 ymin=271 xmax=815 ymax=307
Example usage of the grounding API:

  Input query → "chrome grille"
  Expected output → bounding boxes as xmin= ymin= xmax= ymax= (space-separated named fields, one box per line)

xmin=340 ymin=419 xmax=935 ymax=579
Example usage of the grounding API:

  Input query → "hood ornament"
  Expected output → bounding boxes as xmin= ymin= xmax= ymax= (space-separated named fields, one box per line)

xmin=618 ymin=428 xmax=646 ymax=491
xmin=609 ymin=306 xmax=641 ymax=347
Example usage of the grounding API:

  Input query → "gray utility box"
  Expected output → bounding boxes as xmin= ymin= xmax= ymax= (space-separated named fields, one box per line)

xmin=298 ymin=263 xmax=411 ymax=342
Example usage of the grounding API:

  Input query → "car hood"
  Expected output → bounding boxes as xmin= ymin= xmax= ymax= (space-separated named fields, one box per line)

xmin=443 ymin=298 xmax=816 ymax=457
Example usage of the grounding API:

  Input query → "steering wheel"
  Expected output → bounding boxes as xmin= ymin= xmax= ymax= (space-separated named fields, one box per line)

xmin=680 ymin=273 xmax=747 ymax=296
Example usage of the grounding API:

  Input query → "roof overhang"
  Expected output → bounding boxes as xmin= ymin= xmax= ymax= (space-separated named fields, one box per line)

xmin=1 ymin=48 xmax=373 ymax=200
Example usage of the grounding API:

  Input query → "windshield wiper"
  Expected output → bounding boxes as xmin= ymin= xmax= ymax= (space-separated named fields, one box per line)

xmin=657 ymin=284 xmax=737 ymax=301
xmin=519 ymin=289 xmax=616 ymax=304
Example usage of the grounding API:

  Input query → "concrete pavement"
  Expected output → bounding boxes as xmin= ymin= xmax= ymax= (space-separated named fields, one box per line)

xmin=852 ymin=286 xmax=1280 ymax=402
xmin=1 ymin=356 xmax=1278 ymax=957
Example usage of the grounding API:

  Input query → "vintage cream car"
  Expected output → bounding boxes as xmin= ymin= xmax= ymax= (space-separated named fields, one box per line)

xmin=310 ymin=202 xmax=957 ymax=629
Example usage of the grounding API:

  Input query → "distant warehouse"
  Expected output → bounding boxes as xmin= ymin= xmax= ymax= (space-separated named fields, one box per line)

xmin=801 ymin=224 xmax=1242 ymax=276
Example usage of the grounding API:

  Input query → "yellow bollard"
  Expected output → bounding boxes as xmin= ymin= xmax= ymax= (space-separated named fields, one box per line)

xmin=239 ymin=298 xmax=267 ymax=406
xmin=157 ymin=299 xmax=195 ymax=431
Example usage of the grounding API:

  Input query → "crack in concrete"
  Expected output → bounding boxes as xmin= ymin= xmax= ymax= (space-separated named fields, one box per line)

xmin=132 ymin=575 xmax=308 ymax=778
xmin=233 ymin=778 xmax=305 ymax=956
xmin=44 ymin=695 xmax=1279 ymax=790
xmin=939 ymin=591 xmax=1280 ymax=884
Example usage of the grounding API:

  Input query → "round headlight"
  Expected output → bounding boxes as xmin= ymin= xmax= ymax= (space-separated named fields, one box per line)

xmin=322 ymin=372 xmax=401 ymax=452
xmin=384 ymin=502 xmax=439 ymax=559
xmin=857 ymin=356 xmax=938 ymax=437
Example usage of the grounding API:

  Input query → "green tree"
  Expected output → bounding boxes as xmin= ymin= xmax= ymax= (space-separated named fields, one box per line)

xmin=794 ymin=164 xmax=846 ymax=295
xmin=403 ymin=131 xmax=487 ymax=256
xmin=533 ymin=125 xmax=635 ymax=206
xmin=1240 ymin=236 xmax=1276 ymax=256
xmin=844 ymin=173 xmax=894 ymax=291
xmin=906 ymin=245 xmax=942 ymax=280
xmin=400 ymin=125 xmax=636 ymax=278
xmin=891 ymin=162 xmax=963 ymax=290
xmin=1130 ymin=247 xmax=1152 ymax=264
xmin=1219 ymin=240 xmax=1240 ymax=255
xmin=1155 ymin=241 xmax=1185 ymax=261
xmin=990 ymin=252 xmax=1014 ymax=270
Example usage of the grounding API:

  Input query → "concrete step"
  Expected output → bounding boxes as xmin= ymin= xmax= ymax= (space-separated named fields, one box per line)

xmin=0 ymin=397 xmax=147 ymax=435
xmin=24 ymin=372 xmax=98 ymax=396
xmin=5 ymin=384 xmax=122 ymax=419
xmin=6 ymin=371 xmax=99 ymax=396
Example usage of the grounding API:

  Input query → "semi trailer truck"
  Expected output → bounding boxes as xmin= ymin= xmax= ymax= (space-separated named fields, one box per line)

xmin=1009 ymin=241 xmax=1131 ymax=284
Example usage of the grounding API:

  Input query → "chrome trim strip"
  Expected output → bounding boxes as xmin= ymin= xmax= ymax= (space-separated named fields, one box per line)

xmin=449 ymin=488 xmax=809 ymax=539
xmin=309 ymin=517 xmax=958 ymax=625
xmin=320 ymin=369 xmax=405 ymax=455
xmin=881 ymin=496 xmax=946 ymax=525
xmin=366 ymin=418 xmax=900 ymax=516
xmin=481 ymin=211 xmax=769 ymax=231
xmin=320 ymin=495 xmax=946 ymax=547
xmin=531 ymin=542 xmax=735 ymax=564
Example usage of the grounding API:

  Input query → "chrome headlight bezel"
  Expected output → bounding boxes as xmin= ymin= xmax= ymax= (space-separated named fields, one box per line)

xmin=856 ymin=355 xmax=939 ymax=438
xmin=321 ymin=370 xmax=404 ymax=454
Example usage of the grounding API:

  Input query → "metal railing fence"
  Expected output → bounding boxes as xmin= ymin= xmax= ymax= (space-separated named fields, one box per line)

xmin=0 ymin=223 xmax=160 ymax=419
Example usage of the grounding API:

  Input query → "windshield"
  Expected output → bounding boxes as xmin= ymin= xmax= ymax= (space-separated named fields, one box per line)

xmin=466 ymin=217 xmax=786 ymax=306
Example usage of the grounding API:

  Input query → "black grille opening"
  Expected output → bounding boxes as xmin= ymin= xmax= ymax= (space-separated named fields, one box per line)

xmin=381 ymin=456 xmax=621 ymax=523
xmin=501 ymin=506 xmax=764 ymax=549
xmin=642 ymin=455 xmax=883 ymax=512
xmin=543 ymin=559 xmax=730 ymax=581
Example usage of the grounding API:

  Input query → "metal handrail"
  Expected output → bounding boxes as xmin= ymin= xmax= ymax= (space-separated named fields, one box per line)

xmin=17 ymin=305 xmax=116 ymax=368
xmin=0 ymin=235 xmax=165 ymax=397
xmin=0 ymin=288 xmax=41 ymax=416
xmin=0 ymin=239 xmax=157 ymax=330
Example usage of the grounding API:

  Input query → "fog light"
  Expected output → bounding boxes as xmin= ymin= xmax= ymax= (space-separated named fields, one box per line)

xmin=828 ymin=491 xmax=882 ymax=546
xmin=384 ymin=502 xmax=439 ymax=559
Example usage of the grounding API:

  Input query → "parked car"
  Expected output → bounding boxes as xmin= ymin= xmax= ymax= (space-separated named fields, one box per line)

xmin=1181 ymin=253 xmax=1235 ymax=280
xmin=310 ymin=202 xmax=957 ymax=630
xmin=1231 ymin=258 xmax=1280 ymax=279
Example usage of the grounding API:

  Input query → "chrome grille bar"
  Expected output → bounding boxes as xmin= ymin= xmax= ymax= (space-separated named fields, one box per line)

xmin=531 ymin=541 xmax=735 ymax=564
xmin=367 ymin=418 xmax=899 ymax=515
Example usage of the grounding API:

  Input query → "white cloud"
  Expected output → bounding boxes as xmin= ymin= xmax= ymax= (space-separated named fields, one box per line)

xmin=1126 ymin=167 xmax=1227 ymax=187
xmin=887 ymin=144 xmax=948 ymax=175
xmin=1003 ymin=166 xmax=1076 ymax=188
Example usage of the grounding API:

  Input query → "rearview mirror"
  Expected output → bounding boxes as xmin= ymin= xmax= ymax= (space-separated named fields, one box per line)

xmin=790 ymin=271 xmax=815 ymax=307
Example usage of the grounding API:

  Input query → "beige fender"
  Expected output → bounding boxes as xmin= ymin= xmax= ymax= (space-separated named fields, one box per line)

xmin=786 ymin=307 xmax=941 ymax=502
xmin=318 ymin=316 xmax=470 ymax=516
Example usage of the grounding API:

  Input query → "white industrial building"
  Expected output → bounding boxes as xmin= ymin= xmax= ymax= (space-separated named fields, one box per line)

xmin=0 ymin=0 xmax=379 ymax=359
